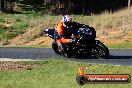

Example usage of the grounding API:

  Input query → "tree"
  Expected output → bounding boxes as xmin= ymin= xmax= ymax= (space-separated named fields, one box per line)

xmin=1 ymin=0 xmax=5 ymax=11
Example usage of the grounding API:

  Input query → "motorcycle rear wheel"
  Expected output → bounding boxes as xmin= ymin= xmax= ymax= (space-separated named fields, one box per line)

xmin=92 ymin=41 xmax=109 ymax=59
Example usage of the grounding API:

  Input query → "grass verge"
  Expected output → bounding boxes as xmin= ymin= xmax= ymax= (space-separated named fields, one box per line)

xmin=107 ymin=42 xmax=132 ymax=49
xmin=2 ymin=45 xmax=50 ymax=48
xmin=3 ymin=42 xmax=132 ymax=49
xmin=0 ymin=58 xmax=131 ymax=88
xmin=0 ymin=8 xmax=132 ymax=48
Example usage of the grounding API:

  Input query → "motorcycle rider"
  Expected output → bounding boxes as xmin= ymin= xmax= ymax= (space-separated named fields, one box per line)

xmin=44 ymin=15 xmax=77 ymax=51
xmin=54 ymin=15 xmax=78 ymax=51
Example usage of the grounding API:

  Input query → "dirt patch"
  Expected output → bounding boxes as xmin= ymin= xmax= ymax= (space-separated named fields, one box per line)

xmin=25 ymin=36 xmax=52 ymax=46
xmin=96 ymin=28 xmax=132 ymax=44
xmin=0 ymin=22 xmax=14 ymax=27
xmin=5 ymin=36 xmax=52 ymax=47
xmin=0 ymin=62 xmax=40 ymax=71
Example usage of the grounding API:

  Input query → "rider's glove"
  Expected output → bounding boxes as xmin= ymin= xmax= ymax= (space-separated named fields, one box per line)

xmin=69 ymin=38 xmax=78 ymax=43
xmin=44 ymin=29 xmax=49 ymax=34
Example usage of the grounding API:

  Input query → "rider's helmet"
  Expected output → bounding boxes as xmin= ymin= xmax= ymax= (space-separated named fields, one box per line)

xmin=62 ymin=15 xmax=72 ymax=28
xmin=62 ymin=15 xmax=72 ymax=23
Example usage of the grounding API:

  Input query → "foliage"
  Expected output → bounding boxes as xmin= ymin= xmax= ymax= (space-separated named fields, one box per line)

xmin=9 ymin=22 xmax=28 ymax=30
xmin=0 ymin=18 xmax=6 ymax=23
xmin=1 ymin=0 xmax=132 ymax=15
xmin=0 ymin=14 xmax=29 ymax=45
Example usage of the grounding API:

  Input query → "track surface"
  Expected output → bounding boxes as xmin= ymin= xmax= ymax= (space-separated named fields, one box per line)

xmin=0 ymin=48 xmax=132 ymax=66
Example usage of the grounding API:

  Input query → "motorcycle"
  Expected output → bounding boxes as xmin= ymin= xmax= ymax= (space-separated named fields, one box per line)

xmin=44 ymin=22 xmax=109 ymax=59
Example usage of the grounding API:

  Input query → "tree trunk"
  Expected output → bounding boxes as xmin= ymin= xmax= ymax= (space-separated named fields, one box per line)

xmin=128 ymin=0 xmax=131 ymax=10
xmin=1 ymin=0 xmax=5 ymax=11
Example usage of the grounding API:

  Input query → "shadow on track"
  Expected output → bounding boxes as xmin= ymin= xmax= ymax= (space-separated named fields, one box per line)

xmin=72 ymin=55 xmax=132 ymax=59
xmin=69 ymin=55 xmax=132 ymax=66
xmin=109 ymin=56 xmax=132 ymax=59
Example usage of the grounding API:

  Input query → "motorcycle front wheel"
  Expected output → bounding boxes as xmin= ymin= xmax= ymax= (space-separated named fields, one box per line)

xmin=52 ymin=42 xmax=71 ymax=58
xmin=52 ymin=42 xmax=60 ymax=55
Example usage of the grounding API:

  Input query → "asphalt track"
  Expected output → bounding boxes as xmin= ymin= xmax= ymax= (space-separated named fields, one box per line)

xmin=0 ymin=48 xmax=132 ymax=66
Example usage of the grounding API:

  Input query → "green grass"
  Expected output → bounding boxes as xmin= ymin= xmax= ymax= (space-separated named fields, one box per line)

xmin=0 ymin=13 xmax=30 ymax=44
xmin=0 ymin=58 xmax=131 ymax=88
xmin=0 ymin=13 xmax=59 ymax=44
xmin=107 ymin=42 xmax=132 ymax=49
xmin=3 ymin=45 xmax=51 ymax=48
xmin=4 ymin=42 xmax=132 ymax=49
xmin=0 ymin=18 xmax=6 ymax=23
xmin=0 ymin=10 xmax=132 ymax=48
xmin=10 ymin=22 xmax=28 ymax=30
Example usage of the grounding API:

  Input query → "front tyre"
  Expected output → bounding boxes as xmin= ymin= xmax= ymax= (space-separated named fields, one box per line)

xmin=52 ymin=42 xmax=71 ymax=58
xmin=92 ymin=41 xmax=109 ymax=59
xmin=52 ymin=42 xmax=60 ymax=55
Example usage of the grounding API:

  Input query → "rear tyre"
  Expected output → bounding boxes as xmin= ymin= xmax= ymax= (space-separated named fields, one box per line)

xmin=92 ymin=41 xmax=109 ymax=59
